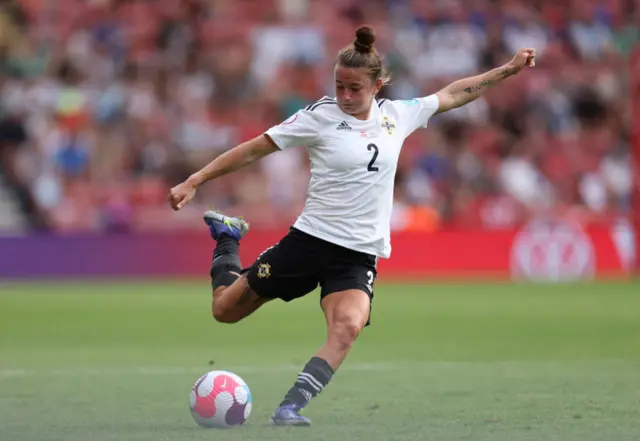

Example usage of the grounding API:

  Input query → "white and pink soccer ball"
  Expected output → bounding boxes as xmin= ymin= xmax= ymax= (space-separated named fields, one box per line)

xmin=189 ymin=370 xmax=252 ymax=428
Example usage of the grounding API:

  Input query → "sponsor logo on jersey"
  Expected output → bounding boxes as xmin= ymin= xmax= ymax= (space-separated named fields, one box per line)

xmin=336 ymin=121 xmax=352 ymax=131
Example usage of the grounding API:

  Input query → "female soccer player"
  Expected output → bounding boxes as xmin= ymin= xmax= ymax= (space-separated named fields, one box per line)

xmin=169 ymin=26 xmax=535 ymax=426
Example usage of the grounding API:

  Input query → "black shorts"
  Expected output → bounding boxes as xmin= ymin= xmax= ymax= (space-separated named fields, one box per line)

xmin=244 ymin=227 xmax=378 ymax=321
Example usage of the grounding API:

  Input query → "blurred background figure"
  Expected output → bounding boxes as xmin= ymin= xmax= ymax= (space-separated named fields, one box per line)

xmin=1 ymin=4 xmax=639 ymax=438
xmin=0 ymin=0 xmax=636 ymax=234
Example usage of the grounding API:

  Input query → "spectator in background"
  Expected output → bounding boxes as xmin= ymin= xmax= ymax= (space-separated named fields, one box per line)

xmin=0 ymin=0 xmax=634 ymax=233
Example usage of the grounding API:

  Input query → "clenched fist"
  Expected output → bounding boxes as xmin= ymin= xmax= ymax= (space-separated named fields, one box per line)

xmin=506 ymin=48 xmax=536 ymax=75
xmin=168 ymin=180 xmax=197 ymax=211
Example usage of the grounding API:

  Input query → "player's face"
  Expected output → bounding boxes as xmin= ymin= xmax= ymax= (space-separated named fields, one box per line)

xmin=334 ymin=65 xmax=382 ymax=117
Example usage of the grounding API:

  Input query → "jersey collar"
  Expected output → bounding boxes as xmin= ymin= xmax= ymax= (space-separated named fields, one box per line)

xmin=335 ymin=97 xmax=381 ymax=123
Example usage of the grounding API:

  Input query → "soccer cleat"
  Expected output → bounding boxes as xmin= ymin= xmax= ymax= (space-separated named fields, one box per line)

xmin=270 ymin=404 xmax=312 ymax=426
xmin=203 ymin=209 xmax=249 ymax=241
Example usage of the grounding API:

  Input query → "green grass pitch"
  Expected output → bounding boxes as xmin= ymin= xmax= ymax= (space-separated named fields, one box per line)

xmin=1 ymin=280 xmax=639 ymax=441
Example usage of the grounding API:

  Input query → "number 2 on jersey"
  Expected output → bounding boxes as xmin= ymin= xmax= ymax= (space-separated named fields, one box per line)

xmin=367 ymin=143 xmax=379 ymax=172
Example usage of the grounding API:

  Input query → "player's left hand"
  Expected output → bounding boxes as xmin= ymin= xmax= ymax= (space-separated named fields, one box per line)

xmin=506 ymin=48 xmax=536 ymax=74
xmin=168 ymin=180 xmax=197 ymax=211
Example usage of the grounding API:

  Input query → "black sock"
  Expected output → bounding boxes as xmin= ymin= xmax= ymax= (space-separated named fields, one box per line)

xmin=211 ymin=235 xmax=241 ymax=290
xmin=280 ymin=357 xmax=334 ymax=409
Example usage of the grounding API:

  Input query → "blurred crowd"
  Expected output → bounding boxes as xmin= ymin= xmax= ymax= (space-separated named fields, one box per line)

xmin=0 ymin=0 xmax=637 ymax=233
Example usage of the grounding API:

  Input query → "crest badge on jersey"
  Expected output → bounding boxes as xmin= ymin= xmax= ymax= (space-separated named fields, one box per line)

xmin=381 ymin=116 xmax=396 ymax=135
xmin=257 ymin=263 xmax=271 ymax=279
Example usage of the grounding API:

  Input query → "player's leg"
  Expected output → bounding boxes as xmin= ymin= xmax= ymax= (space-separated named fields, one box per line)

xmin=212 ymin=225 xmax=321 ymax=324
xmin=271 ymin=251 xmax=376 ymax=426
xmin=316 ymin=288 xmax=371 ymax=369
xmin=204 ymin=210 xmax=270 ymax=323
xmin=270 ymin=289 xmax=371 ymax=426
xmin=211 ymin=274 xmax=270 ymax=323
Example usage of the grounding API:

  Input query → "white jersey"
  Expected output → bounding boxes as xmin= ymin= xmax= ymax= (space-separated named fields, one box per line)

xmin=264 ymin=94 xmax=440 ymax=258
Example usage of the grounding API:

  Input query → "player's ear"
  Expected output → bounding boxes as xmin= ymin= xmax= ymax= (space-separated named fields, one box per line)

xmin=374 ymin=78 xmax=383 ymax=95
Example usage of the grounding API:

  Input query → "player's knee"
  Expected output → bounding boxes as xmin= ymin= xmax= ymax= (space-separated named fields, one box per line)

xmin=211 ymin=301 xmax=240 ymax=324
xmin=329 ymin=317 xmax=362 ymax=351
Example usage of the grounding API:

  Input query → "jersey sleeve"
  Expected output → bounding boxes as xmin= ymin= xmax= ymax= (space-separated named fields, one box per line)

xmin=264 ymin=109 xmax=319 ymax=150
xmin=391 ymin=94 xmax=440 ymax=136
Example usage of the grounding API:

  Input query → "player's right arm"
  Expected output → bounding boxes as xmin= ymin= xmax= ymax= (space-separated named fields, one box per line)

xmin=169 ymin=108 xmax=319 ymax=211
xmin=168 ymin=135 xmax=276 ymax=211
xmin=191 ymin=135 xmax=278 ymax=187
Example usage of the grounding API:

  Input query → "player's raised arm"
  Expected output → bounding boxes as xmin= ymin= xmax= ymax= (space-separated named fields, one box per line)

xmin=434 ymin=48 xmax=536 ymax=115
xmin=168 ymin=135 xmax=277 ymax=211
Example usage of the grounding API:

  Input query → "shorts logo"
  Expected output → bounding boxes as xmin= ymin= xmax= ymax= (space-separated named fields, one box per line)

xmin=257 ymin=263 xmax=271 ymax=279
